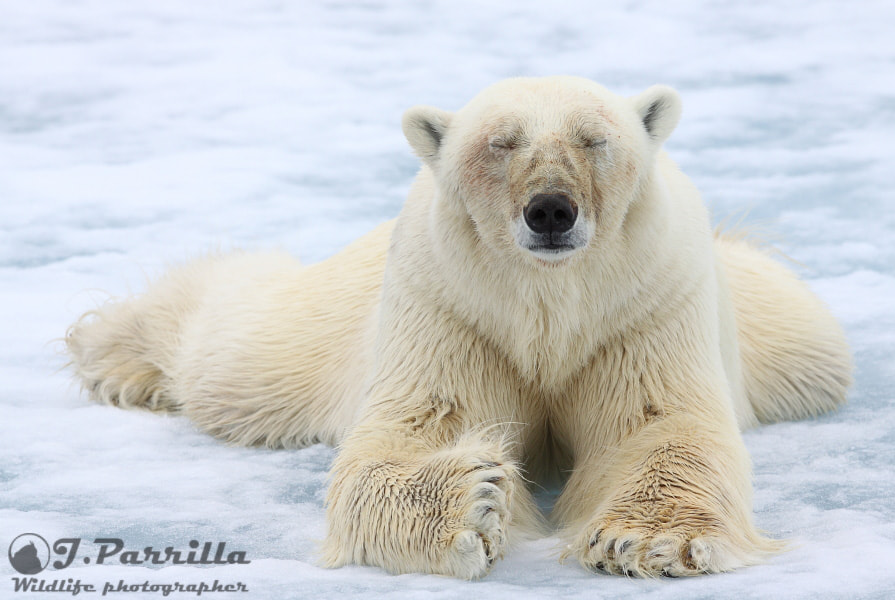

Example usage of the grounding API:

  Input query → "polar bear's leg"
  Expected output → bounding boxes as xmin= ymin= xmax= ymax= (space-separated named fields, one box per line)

xmin=67 ymin=222 xmax=394 ymax=448
xmin=322 ymin=429 xmax=523 ymax=579
xmin=66 ymin=250 xmax=374 ymax=448
xmin=319 ymin=305 xmax=542 ymax=578
xmin=553 ymin=304 xmax=782 ymax=577
xmin=65 ymin=255 xmax=225 ymax=413
xmin=559 ymin=414 xmax=781 ymax=577
xmin=715 ymin=236 xmax=852 ymax=423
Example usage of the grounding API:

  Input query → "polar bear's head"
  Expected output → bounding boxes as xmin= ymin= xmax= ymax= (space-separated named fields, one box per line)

xmin=402 ymin=77 xmax=681 ymax=266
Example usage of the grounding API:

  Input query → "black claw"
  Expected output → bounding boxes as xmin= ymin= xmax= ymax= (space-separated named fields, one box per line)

xmin=589 ymin=530 xmax=602 ymax=548
xmin=617 ymin=540 xmax=631 ymax=554
xmin=476 ymin=486 xmax=497 ymax=499
xmin=485 ymin=475 xmax=504 ymax=484
xmin=605 ymin=539 xmax=617 ymax=559
xmin=661 ymin=568 xmax=678 ymax=578
xmin=474 ymin=461 xmax=501 ymax=470
xmin=482 ymin=538 xmax=494 ymax=563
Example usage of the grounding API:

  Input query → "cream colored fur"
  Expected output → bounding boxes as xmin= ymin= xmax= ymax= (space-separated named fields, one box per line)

xmin=66 ymin=76 xmax=852 ymax=579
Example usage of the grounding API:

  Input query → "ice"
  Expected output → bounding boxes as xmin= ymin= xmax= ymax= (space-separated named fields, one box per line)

xmin=2 ymin=1 xmax=894 ymax=598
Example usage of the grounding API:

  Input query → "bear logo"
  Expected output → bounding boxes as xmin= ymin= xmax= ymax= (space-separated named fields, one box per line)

xmin=8 ymin=534 xmax=50 ymax=575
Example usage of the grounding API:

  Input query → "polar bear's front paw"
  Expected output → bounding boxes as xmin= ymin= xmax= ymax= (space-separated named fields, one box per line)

xmin=575 ymin=506 xmax=743 ymax=577
xmin=440 ymin=460 xmax=514 ymax=579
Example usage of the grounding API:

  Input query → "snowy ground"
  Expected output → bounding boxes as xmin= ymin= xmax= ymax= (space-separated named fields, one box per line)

xmin=2 ymin=1 xmax=894 ymax=598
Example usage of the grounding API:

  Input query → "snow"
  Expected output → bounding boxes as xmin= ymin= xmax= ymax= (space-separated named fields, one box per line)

xmin=2 ymin=1 xmax=894 ymax=598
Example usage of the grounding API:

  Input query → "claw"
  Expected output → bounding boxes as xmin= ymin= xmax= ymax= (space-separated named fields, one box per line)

xmin=474 ymin=484 xmax=499 ymax=498
xmin=589 ymin=529 xmax=602 ymax=548
xmin=474 ymin=461 xmax=501 ymax=470
xmin=605 ymin=539 xmax=617 ymax=560
xmin=684 ymin=544 xmax=697 ymax=570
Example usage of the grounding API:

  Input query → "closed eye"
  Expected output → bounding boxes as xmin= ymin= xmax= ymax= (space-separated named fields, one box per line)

xmin=581 ymin=137 xmax=607 ymax=149
xmin=489 ymin=135 xmax=520 ymax=151
xmin=572 ymin=123 xmax=608 ymax=149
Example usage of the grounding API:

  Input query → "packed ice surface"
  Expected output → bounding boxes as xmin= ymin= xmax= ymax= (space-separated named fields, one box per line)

xmin=2 ymin=1 xmax=894 ymax=598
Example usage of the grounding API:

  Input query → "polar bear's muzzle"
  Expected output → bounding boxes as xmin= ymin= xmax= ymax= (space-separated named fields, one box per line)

xmin=516 ymin=193 xmax=590 ymax=262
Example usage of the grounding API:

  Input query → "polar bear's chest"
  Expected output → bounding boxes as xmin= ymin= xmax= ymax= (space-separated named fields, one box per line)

xmin=496 ymin=295 xmax=598 ymax=389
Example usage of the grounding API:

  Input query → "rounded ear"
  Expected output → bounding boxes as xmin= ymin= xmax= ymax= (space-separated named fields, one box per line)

xmin=631 ymin=85 xmax=682 ymax=145
xmin=402 ymin=105 xmax=453 ymax=164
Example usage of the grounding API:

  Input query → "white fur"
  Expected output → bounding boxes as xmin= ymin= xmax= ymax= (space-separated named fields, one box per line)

xmin=66 ymin=76 xmax=852 ymax=579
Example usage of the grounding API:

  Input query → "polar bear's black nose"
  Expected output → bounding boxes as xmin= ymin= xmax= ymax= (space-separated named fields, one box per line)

xmin=524 ymin=194 xmax=578 ymax=234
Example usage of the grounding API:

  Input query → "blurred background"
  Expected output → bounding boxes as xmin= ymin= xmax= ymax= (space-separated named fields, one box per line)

xmin=1 ymin=2 xmax=893 ymax=598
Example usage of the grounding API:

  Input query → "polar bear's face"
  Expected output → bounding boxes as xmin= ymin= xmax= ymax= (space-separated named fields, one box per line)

xmin=402 ymin=77 xmax=681 ymax=266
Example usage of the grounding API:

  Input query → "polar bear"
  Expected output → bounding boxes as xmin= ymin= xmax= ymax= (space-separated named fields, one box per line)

xmin=66 ymin=76 xmax=852 ymax=579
